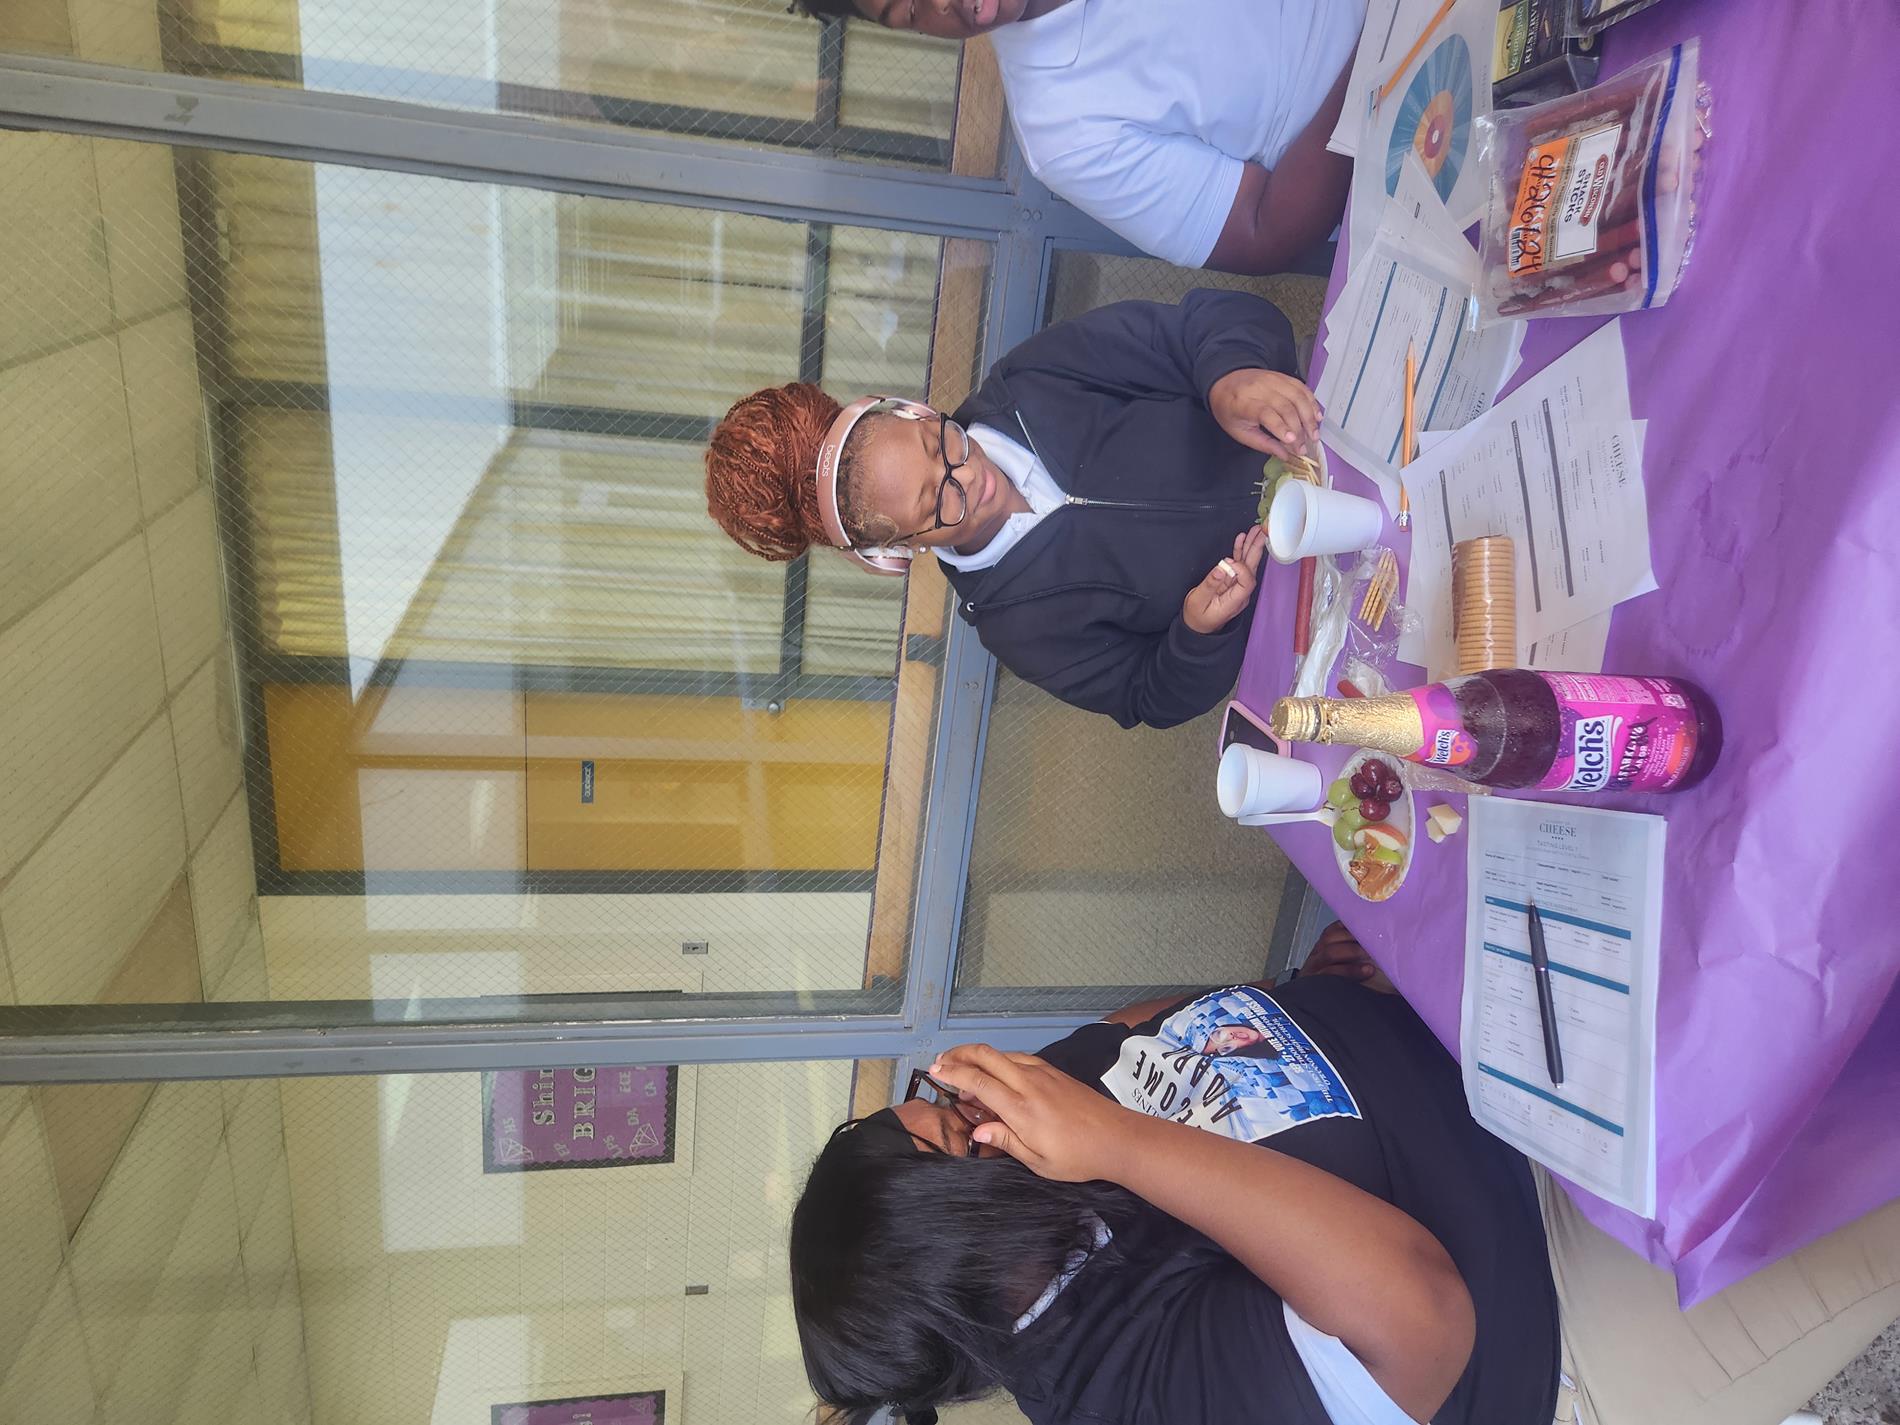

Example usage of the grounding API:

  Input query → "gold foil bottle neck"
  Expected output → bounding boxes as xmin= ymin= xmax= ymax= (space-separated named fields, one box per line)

xmin=1271 ymin=692 xmax=1428 ymax=759
xmin=1270 ymin=697 xmax=1322 ymax=742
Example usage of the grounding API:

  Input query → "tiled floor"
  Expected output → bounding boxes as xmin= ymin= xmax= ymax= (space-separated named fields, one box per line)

xmin=1811 ymin=1319 xmax=1900 ymax=1424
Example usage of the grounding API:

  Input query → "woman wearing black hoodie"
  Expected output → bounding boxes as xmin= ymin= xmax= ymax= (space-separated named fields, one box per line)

xmin=704 ymin=289 xmax=1317 ymax=729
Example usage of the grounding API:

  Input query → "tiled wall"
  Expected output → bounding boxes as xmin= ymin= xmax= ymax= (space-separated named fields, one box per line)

xmin=0 ymin=126 xmax=311 ymax=1421
xmin=0 ymin=130 xmax=256 ymax=1008
xmin=0 ymin=956 xmax=313 ymax=1421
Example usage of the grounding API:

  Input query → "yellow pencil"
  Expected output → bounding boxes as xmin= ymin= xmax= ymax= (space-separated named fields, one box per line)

xmin=1377 ymin=0 xmax=1459 ymax=106
xmin=1399 ymin=341 xmax=1418 ymax=529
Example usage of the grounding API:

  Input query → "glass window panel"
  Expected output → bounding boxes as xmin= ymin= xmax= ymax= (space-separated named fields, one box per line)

xmin=242 ymin=414 xmax=791 ymax=674
xmin=0 ymin=0 xmax=970 ymax=170
xmin=819 ymin=224 xmax=942 ymax=398
xmin=950 ymin=668 xmax=1291 ymax=1014
xmin=800 ymin=548 xmax=904 ymax=678
xmin=838 ymin=24 xmax=961 ymax=145
xmin=0 ymin=128 xmax=990 ymax=1015
xmin=0 ymin=1057 xmax=896 ymax=1422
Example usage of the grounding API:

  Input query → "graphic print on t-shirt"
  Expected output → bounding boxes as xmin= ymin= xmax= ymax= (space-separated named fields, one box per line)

xmin=1102 ymin=987 xmax=1360 ymax=1141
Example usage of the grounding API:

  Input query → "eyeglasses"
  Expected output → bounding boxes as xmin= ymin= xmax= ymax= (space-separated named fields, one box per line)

xmin=904 ymin=1069 xmax=979 ymax=1158
xmin=894 ymin=414 xmax=974 ymax=543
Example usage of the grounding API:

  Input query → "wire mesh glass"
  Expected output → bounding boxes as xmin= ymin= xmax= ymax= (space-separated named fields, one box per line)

xmin=0 ymin=128 xmax=991 ymax=1020
xmin=0 ymin=1053 xmax=894 ymax=1421
xmin=0 ymin=0 xmax=972 ymax=172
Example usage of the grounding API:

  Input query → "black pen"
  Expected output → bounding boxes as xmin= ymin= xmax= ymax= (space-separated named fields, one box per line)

xmin=1527 ymin=901 xmax=1566 ymax=1086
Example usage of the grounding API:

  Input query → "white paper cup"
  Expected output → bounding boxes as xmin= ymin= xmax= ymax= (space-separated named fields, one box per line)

xmin=1217 ymin=743 xmax=1323 ymax=819
xmin=1267 ymin=480 xmax=1386 ymax=562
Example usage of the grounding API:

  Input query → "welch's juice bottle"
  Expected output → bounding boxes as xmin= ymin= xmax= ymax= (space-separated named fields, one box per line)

xmin=1270 ymin=670 xmax=1722 ymax=793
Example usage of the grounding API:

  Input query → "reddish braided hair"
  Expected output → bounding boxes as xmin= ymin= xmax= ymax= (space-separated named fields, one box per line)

xmin=704 ymin=382 xmax=843 ymax=562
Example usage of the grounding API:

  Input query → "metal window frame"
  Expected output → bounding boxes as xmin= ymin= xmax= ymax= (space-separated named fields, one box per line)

xmin=0 ymin=51 xmax=1299 ymax=1090
xmin=164 ymin=39 xmax=956 ymax=170
xmin=0 ymin=55 xmax=1135 ymax=244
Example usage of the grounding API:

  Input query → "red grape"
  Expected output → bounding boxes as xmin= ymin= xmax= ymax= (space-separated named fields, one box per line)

xmin=1379 ymin=777 xmax=1403 ymax=801
xmin=1359 ymin=798 xmax=1391 ymax=821
xmin=1349 ymin=774 xmax=1374 ymax=798
xmin=1361 ymin=759 xmax=1392 ymax=781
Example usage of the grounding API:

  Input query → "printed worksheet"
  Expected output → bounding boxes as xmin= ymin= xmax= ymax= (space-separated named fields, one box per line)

xmin=1461 ymin=797 xmax=1664 ymax=1216
xmin=1402 ymin=429 xmax=1614 ymax=678
xmin=1399 ymin=324 xmax=1653 ymax=669
xmin=1525 ymin=611 xmax=1612 ymax=677
xmin=1316 ymin=216 xmax=1522 ymax=508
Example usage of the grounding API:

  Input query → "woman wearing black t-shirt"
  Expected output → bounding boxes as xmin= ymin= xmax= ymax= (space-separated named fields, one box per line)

xmin=789 ymin=928 xmax=1900 ymax=1425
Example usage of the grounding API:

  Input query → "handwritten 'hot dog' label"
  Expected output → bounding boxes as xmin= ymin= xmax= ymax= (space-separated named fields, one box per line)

xmin=1508 ymin=123 xmax=1623 ymax=277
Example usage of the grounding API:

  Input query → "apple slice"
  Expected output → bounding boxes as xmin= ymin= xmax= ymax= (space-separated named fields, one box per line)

xmin=1354 ymin=822 xmax=1408 ymax=854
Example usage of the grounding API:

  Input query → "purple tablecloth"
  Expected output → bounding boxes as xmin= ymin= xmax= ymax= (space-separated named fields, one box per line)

xmin=1235 ymin=0 xmax=1900 ymax=1305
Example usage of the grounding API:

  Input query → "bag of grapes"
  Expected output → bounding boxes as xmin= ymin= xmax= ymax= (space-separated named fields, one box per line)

xmin=1474 ymin=40 xmax=1710 ymax=324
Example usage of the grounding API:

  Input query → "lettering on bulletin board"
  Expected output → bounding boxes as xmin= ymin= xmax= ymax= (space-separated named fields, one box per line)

xmin=482 ymin=1066 xmax=678 ymax=1173
xmin=492 ymin=1389 xmax=665 ymax=1425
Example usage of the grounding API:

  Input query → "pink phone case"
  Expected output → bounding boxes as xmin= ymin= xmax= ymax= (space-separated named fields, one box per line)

xmin=1219 ymin=699 xmax=1290 ymax=757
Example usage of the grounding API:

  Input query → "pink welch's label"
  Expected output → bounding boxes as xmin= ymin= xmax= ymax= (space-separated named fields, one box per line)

xmin=1532 ymin=673 xmax=1702 ymax=792
xmin=1406 ymin=674 xmax=1702 ymax=792
xmin=1409 ymin=684 xmax=1480 ymax=767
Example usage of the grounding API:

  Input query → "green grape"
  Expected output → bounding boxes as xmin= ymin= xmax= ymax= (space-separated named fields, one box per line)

xmin=1369 ymin=846 xmax=1404 ymax=865
xmin=1326 ymin=779 xmax=1357 ymax=810
xmin=1332 ymin=817 xmax=1358 ymax=853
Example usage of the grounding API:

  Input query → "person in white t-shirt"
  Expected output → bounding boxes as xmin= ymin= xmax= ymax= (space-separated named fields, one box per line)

xmin=797 ymin=0 xmax=1366 ymax=273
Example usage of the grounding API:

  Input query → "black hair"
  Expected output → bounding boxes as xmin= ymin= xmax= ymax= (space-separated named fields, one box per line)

xmin=790 ymin=1116 xmax=1137 ymax=1424
xmin=792 ymin=0 xmax=864 ymax=20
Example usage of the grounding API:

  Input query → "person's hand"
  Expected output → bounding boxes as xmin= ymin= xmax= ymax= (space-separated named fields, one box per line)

xmin=928 ymin=1044 xmax=1139 ymax=1184
xmin=1209 ymin=367 xmax=1324 ymax=463
xmin=1183 ymin=525 xmax=1266 ymax=635
xmin=1300 ymin=922 xmax=1396 ymax=994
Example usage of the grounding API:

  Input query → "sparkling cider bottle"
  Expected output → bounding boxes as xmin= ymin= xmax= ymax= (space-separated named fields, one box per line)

xmin=1270 ymin=670 xmax=1722 ymax=793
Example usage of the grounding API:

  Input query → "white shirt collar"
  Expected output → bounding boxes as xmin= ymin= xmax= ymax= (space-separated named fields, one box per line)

xmin=987 ymin=0 xmax=1088 ymax=69
xmin=1012 ymin=1215 xmax=1112 ymax=1333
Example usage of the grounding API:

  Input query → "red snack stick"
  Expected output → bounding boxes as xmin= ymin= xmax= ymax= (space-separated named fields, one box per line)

xmin=1293 ymin=557 xmax=1316 ymax=656
xmin=1497 ymin=236 xmax=1638 ymax=303
xmin=1520 ymin=99 xmax=1630 ymax=144
xmin=1497 ymin=266 xmax=1638 ymax=317
xmin=1511 ymin=219 xmax=1643 ymax=288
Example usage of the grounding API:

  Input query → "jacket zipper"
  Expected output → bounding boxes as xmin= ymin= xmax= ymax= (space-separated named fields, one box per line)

xmin=1061 ymin=493 xmax=1236 ymax=513
xmin=1012 ymin=409 xmax=1248 ymax=516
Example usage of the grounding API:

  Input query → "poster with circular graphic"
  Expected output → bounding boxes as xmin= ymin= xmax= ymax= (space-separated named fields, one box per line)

xmin=1384 ymin=33 xmax=1474 ymax=203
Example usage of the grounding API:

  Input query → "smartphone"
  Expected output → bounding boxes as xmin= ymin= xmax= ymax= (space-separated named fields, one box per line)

xmin=1219 ymin=699 xmax=1282 ymax=757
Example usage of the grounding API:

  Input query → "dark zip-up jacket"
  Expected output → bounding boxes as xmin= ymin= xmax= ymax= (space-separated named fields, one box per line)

xmin=946 ymin=289 xmax=1299 ymax=730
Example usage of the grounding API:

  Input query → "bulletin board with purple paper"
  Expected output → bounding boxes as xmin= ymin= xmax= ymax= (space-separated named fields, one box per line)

xmin=483 ymin=1066 xmax=678 ymax=1173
